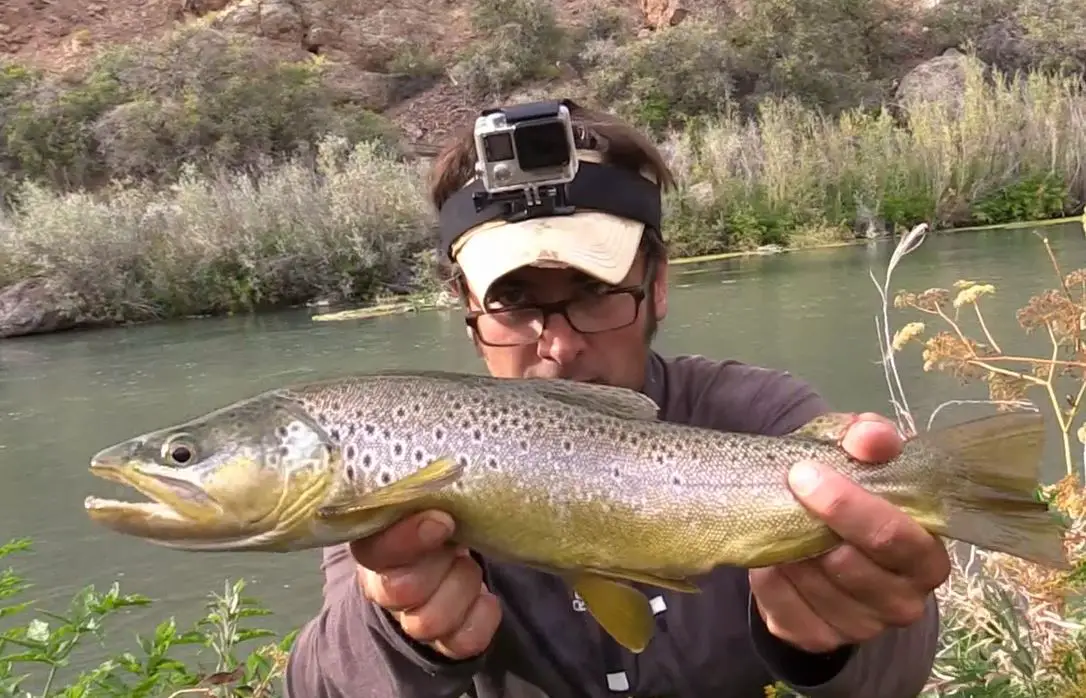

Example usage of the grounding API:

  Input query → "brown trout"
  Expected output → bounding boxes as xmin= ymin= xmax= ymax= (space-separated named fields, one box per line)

xmin=83 ymin=369 xmax=1070 ymax=653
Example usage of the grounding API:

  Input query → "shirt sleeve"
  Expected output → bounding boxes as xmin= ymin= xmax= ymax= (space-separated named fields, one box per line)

xmin=283 ymin=543 xmax=488 ymax=698
xmin=696 ymin=360 xmax=939 ymax=696
xmin=749 ymin=591 xmax=940 ymax=697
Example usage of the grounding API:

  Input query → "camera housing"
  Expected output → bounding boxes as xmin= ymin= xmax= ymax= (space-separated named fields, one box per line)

xmin=473 ymin=101 xmax=579 ymax=198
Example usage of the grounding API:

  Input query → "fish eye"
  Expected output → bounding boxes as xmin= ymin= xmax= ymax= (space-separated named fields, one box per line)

xmin=161 ymin=435 xmax=197 ymax=466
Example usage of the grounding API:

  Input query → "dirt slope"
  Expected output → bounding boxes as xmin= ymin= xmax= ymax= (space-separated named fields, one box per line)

xmin=2 ymin=0 xmax=679 ymax=141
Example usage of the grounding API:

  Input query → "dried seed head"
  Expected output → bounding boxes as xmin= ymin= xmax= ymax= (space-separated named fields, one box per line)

xmin=953 ymin=283 xmax=995 ymax=308
xmin=891 ymin=321 xmax=925 ymax=351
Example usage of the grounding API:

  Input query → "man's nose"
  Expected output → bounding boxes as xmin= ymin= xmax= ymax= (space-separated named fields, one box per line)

xmin=536 ymin=312 xmax=586 ymax=365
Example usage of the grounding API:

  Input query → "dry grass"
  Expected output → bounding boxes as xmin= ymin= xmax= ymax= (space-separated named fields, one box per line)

xmin=662 ymin=54 xmax=1086 ymax=254
xmin=0 ymin=137 xmax=435 ymax=322
xmin=867 ymin=220 xmax=1086 ymax=697
xmin=1 ymin=55 xmax=1083 ymax=326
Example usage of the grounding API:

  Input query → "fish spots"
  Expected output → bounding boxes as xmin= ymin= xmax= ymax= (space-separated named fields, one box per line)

xmin=472 ymin=428 xmax=483 ymax=443
xmin=330 ymin=428 xmax=341 ymax=442
xmin=364 ymin=424 xmax=376 ymax=438
xmin=390 ymin=440 xmax=406 ymax=460
xmin=519 ymin=440 xmax=530 ymax=454
xmin=485 ymin=457 xmax=500 ymax=471
xmin=611 ymin=466 xmax=621 ymax=479
xmin=456 ymin=454 xmax=470 ymax=471
xmin=345 ymin=444 xmax=357 ymax=462
xmin=562 ymin=439 xmax=573 ymax=454
xmin=378 ymin=470 xmax=392 ymax=486
xmin=361 ymin=452 xmax=374 ymax=471
xmin=412 ymin=448 xmax=427 ymax=466
xmin=345 ymin=463 xmax=357 ymax=482
xmin=275 ymin=425 xmax=289 ymax=440
xmin=267 ymin=450 xmax=281 ymax=467
xmin=433 ymin=426 xmax=446 ymax=444
xmin=671 ymin=473 xmax=684 ymax=486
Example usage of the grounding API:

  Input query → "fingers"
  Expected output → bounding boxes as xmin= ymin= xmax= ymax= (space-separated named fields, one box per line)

xmin=818 ymin=546 xmax=931 ymax=626
xmin=350 ymin=511 xmax=455 ymax=570
xmin=432 ymin=587 xmax=503 ymax=660
xmin=788 ymin=459 xmax=947 ymax=578
xmin=776 ymin=562 xmax=884 ymax=642
xmin=351 ymin=510 xmax=501 ymax=661
xmin=750 ymin=567 xmax=844 ymax=654
xmin=394 ymin=553 xmax=484 ymax=641
xmin=359 ymin=544 xmax=460 ymax=611
xmin=840 ymin=414 xmax=903 ymax=464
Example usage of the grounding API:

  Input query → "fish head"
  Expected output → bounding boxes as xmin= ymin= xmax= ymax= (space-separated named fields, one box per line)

xmin=84 ymin=392 xmax=336 ymax=551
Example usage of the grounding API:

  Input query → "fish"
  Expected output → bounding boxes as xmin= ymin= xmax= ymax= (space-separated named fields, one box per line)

xmin=83 ymin=369 xmax=1071 ymax=654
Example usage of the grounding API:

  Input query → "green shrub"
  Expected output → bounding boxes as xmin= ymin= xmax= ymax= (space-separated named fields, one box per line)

xmin=0 ymin=538 xmax=295 ymax=697
xmin=583 ymin=21 xmax=737 ymax=135
xmin=0 ymin=27 xmax=400 ymax=192
xmin=450 ymin=0 xmax=573 ymax=97
xmin=0 ymin=137 xmax=435 ymax=322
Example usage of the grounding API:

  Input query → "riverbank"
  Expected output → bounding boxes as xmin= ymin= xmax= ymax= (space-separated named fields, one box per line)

xmin=0 ymin=54 xmax=1083 ymax=339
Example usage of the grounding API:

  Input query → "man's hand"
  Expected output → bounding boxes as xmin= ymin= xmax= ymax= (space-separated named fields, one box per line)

xmin=749 ymin=412 xmax=951 ymax=654
xmin=350 ymin=512 xmax=502 ymax=660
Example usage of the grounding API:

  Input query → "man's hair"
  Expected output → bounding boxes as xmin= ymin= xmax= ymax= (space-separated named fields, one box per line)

xmin=427 ymin=101 xmax=676 ymax=301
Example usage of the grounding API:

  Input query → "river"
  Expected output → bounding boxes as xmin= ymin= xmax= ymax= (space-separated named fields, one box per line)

xmin=0 ymin=222 xmax=1082 ymax=672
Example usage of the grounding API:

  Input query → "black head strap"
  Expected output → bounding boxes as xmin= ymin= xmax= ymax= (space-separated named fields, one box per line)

xmin=437 ymin=161 xmax=662 ymax=260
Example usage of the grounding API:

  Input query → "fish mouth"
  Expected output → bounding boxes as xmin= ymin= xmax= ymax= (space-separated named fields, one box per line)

xmin=84 ymin=459 xmax=229 ymax=539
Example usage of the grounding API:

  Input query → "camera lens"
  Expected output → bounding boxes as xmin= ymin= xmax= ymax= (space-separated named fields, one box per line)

xmin=513 ymin=121 xmax=571 ymax=170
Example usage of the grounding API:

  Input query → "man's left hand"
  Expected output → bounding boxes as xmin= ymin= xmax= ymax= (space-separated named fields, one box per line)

xmin=749 ymin=412 xmax=952 ymax=654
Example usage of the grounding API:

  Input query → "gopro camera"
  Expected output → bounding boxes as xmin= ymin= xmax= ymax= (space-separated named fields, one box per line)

xmin=473 ymin=100 xmax=579 ymax=198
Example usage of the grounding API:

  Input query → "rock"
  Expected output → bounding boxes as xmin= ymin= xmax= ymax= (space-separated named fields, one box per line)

xmin=688 ymin=181 xmax=714 ymax=208
xmin=893 ymin=48 xmax=978 ymax=119
xmin=641 ymin=0 xmax=687 ymax=30
xmin=0 ymin=278 xmax=92 ymax=339
xmin=213 ymin=0 xmax=305 ymax=42
xmin=853 ymin=201 xmax=888 ymax=239
xmin=323 ymin=66 xmax=439 ymax=111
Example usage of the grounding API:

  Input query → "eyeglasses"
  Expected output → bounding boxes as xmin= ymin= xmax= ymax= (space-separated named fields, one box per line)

xmin=465 ymin=272 xmax=655 ymax=348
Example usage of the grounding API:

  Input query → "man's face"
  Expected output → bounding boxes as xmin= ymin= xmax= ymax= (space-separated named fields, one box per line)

xmin=464 ymin=251 xmax=669 ymax=390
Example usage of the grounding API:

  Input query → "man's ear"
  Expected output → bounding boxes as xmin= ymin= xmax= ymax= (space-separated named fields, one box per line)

xmin=652 ymin=258 xmax=669 ymax=322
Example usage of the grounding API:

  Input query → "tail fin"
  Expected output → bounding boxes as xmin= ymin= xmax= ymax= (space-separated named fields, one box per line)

xmin=925 ymin=411 xmax=1071 ymax=570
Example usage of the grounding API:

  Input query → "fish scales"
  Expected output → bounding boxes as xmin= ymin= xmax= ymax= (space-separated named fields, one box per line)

xmin=283 ymin=373 xmax=944 ymax=575
xmin=83 ymin=369 xmax=1072 ymax=654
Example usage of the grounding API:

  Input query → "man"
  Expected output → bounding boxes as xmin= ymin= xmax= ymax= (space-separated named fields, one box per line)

xmin=284 ymin=101 xmax=950 ymax=697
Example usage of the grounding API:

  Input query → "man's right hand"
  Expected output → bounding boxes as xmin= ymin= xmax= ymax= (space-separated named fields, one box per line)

xmin=350 ymin=510 xmax=502 ymax=660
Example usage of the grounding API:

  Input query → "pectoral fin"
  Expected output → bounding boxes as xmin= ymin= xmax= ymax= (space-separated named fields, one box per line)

xmin=570 ymin=573 xmax=656 ymax=654
xmin=588 ymin=567 xmax=701 ymax=594
xmin=315 ymin=456 xmax=463 ymax=520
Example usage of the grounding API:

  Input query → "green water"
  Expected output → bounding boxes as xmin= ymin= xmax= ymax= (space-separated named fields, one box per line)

xmin=0 ymin=222 xmax=1082 ymax=666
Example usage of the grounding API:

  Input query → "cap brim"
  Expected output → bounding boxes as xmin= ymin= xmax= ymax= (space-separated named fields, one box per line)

xmin=452 ymin=211 xmax=646 ymax=302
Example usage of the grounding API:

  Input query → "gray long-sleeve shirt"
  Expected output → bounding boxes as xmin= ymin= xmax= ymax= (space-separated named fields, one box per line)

xmin=285 ymin=353 xmax=940 ymax=697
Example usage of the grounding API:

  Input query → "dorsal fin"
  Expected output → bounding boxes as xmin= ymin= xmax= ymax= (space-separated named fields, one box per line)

xmin=519 ymin=378 xmax=659 ymax=421
xmin=366 ymin=369 xmax=659 ymax=421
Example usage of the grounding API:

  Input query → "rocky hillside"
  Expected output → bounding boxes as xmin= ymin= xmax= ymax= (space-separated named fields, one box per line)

xmin=1 ymin=0 xmax=1084 ymax=180
xmin=4 ymin=0 xmax=688 ymax=143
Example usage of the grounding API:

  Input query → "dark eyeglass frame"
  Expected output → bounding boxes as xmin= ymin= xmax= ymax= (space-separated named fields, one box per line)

xmin=464 ymin=265 xmax=657 ymax=348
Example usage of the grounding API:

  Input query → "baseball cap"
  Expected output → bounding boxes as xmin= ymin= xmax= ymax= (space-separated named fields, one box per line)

xmin=449 ymin=149 xmax=660 ymax=302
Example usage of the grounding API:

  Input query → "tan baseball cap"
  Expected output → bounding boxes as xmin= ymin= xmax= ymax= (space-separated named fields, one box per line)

xmin=450 ymin=150 xmax=659 ymax=302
